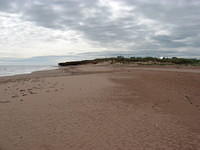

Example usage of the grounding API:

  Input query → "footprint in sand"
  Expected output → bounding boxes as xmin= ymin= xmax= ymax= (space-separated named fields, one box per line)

xmin=196 ymin=105 xmax=200 ymax=111
xmin=33 ymin=86 xmax=40 ymax=89
xmin=19 ymin=89 xmax=25 ymax=92
xmin=185 ymin=95 xmax=193 ymax=104
xmin=22 ymin=93 xmax=28 ymax=96
xmin=0 ymin=100 xmax=10 ymax=103
xmin=29 ymin=90 xmax=37 ymax=94
xmin=12 ymin=95 xmax=19 ymax=98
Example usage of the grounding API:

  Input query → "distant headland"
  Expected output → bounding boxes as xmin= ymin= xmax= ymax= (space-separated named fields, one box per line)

xmin=58 ymin=56 xmax=200 ymax=66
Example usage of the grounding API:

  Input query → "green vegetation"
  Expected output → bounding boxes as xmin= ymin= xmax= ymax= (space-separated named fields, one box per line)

xmin=58 ymin=56 xmax=200 ymax=66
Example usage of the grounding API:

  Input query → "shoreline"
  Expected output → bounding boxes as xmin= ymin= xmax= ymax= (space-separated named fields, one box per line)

xmin=0 ymin=65 xmax=58 ymax=78
xmin=0 ymin=63 xmax=200 ymax=149
xmin=0 ymin=63 xmax=200 ymax=79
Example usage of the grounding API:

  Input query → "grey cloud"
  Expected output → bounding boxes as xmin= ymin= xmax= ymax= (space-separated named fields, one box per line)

xmin=0 ymin=0 xmax=14 ymax=12
xmin=127 ymin=0 xmax=200 ymax=48
xmin=0 ymin=0 xmax=200 ymax=57
xmin=152 ymin=35 xmax=187 ymax=48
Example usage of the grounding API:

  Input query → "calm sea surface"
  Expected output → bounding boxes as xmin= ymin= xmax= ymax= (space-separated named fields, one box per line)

xmin=0 ymin=65 xmax=57 ymax=77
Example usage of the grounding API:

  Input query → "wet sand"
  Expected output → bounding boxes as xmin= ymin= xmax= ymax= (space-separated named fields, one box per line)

xmin=0 ymin=64 xmax=200 ymax=150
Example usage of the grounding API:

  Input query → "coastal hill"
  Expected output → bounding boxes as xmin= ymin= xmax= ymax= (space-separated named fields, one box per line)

xmin=58 ymin=56 xmax=200 ymax=66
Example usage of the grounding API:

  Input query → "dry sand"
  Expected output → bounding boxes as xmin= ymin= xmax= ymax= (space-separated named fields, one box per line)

xmin=0 ymin=64 xmax=200 ymax=150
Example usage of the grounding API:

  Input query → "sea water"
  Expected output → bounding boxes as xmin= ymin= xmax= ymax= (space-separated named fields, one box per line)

xmin=0 ymin=65 xmax=57 ymax=77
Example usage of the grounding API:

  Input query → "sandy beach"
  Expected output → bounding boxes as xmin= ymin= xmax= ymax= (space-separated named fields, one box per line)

xmin=0 ymin=64 xmax=200 ymax=150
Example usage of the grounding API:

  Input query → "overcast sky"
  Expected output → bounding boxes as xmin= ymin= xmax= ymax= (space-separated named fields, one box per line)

xmin=0 ymin=0 xmax=200 ymax=59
